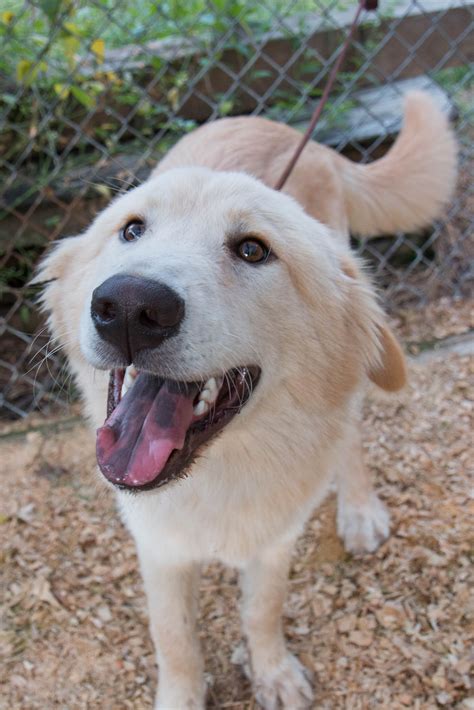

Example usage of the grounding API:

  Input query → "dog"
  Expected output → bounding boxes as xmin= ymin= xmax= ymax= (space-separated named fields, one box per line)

xmin=37 ymin=90 xmax=456 ymax=708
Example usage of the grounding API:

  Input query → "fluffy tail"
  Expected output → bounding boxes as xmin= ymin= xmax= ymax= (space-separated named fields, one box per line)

xmin=337 ymin=91 xmax=458 ymax=237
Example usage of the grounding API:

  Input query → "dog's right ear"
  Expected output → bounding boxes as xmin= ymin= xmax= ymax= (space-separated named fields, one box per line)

xmin=31 ymin=235 xmax=84 ymax=286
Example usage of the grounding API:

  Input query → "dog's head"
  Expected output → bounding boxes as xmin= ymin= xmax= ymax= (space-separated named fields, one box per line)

xmin=38 ymin=168 xmax=406 ymax=491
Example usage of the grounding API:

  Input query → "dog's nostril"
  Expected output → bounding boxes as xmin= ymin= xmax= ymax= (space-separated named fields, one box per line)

xmin=98 ymin=300 xmax=116 ymax=322
xmin=139 ymin=308 xmax=160 ymax=328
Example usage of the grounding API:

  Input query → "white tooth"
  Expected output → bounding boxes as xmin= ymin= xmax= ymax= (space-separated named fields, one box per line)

xmin=124 ymin=365 xmax=137 ymax=386
xmin=193 ymin=400 xmax=209 ymax=417
xmin=120 ymin=367 xmax=137 ymax=398
xmin=200 ymin=389 xmax=214 ymax=404
xmin=199 ymin=377 xmax=223 ymax=404
xmin=121 ymin=365 xmax=138 ymax=397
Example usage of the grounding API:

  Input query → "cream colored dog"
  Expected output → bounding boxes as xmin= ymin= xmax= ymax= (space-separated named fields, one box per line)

xmin=38 ymin=90 xmax=456 ymax=709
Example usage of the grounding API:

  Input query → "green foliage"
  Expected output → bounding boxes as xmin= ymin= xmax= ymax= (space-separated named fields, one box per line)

xmin=0 ymin=246 xmax=38 ymax=299
xmin=433 ymin=65 xmax=473 ymax=91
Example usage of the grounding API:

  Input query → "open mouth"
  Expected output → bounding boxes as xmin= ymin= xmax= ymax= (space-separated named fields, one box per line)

xmin=96 ymin=365 xmax=261 ymax=491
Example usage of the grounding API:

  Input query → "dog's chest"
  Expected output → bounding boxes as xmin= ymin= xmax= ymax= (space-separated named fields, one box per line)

xmin=118 ymin=456 xmax=331 ymax=567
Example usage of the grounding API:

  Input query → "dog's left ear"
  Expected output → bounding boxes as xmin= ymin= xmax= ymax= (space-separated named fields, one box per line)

xmin=340 ymin=256 xmax=407 ymax=392
xmin=368 ymin=323 xmax=407 ymax=391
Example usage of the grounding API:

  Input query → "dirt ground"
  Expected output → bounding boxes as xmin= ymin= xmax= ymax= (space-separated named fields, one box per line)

xmin=1 ymin=297 xmax=473 ymax=710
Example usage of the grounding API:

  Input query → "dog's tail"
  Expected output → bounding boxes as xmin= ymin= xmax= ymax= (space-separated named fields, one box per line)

xmin=336 ymin=91 xmax=458 ymax=237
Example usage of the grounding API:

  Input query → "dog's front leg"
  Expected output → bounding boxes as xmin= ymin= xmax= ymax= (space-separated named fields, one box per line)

xmin=336 ymin=422 xmax=390 ymax=555
xmin=138 ymin=550 xmax=205 ymax=710
xmin=236 ymin=542 xmax=313 ymax=710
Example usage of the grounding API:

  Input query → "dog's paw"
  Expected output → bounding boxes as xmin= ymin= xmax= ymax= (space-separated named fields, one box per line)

xmin=233 ymin=645 xmax=313 ymax=710
xmin=254 ymin=653 xmax=314 ymax=710
xmin=337 ymin=493 xmax=390 ymax=555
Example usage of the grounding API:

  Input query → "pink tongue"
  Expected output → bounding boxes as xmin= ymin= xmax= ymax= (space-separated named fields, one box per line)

xmin=96 ymin=373 xmax=197 ymax=487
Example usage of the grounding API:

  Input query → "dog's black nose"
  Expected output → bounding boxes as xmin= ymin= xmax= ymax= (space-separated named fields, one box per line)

xmin=91 ymin=274 xmax=185 ymax=362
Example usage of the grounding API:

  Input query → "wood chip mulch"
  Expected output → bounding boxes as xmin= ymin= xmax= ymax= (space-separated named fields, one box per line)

xmin=390 ymin=296 xmax=473 ymax=349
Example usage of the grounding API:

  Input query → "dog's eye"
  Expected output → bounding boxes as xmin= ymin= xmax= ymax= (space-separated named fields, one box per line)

xmin=236 ymin=238 xmax=270 ymax=264
xmin=121 ymin=219 xmax=145 ymax=242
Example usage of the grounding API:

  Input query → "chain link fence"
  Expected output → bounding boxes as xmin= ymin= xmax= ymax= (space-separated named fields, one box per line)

xmin=0 ymin=0 xmax=472 ymax=418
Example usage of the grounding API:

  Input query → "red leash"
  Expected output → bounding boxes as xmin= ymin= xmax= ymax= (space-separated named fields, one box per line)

xmin=275 ymin=0 xmax=378 ymax=190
